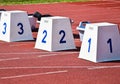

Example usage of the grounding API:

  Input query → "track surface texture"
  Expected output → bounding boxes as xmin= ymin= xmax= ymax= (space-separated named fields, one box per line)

xmin=0 ymin=0 xmax=120 ymax=84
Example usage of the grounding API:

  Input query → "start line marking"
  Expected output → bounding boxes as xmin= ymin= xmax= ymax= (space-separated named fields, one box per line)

xmin=1 ymin=70 xmax=68 ymax=79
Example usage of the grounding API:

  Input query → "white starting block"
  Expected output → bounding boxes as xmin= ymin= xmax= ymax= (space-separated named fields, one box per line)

xmin=76 ymin=21 xmax=90 ymax=41
xmin=79 ymin=22 xmax=120 ymax=62
xmin=0 ymin=11 xmax=5 ymax=22
xmin=0 ymin=10 xmax=33 ymax=42
xmin=35 ymin=16 xmax=76 ymax=51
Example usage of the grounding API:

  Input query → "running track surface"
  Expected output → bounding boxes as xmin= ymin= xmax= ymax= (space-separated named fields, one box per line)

xmin=0 ymin=0 xmax=120 ymax=84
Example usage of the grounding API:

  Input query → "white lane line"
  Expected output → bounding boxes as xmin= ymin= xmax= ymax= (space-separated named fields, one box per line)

xmin=88 ymin=65 xmax=120 ymax=70
xmin=0 ymin=66 xmax=91 ymax=70
xmin=0 ymin=52 xmax=46 ymax=55
xmin=1 ymin=70 xmax=68 ymax=79
xmin=0 ymin=51 xmax=79 ymax=55
xmin=37 ymin=52 xmax=78 ymax=58
xmin=38 ymin=54 xmax=58 ymax=57
xmin=0 ymin=65 xmax=119 ymax=70
xmin=0 ymin=54 xmax=58 ymax=61
xmin=0 ymin=52 xmax=78 ymax=62
xmin=0 ymin=58 xmax=20 ymax=61
xmin=10 ymin=43 xmax=33 ymax=47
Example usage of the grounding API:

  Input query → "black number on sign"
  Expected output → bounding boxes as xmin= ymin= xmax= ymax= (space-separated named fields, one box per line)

xmin=17 ymin=23 xmax=24 ymax=35
xmin=107 ymin=38 xmax=113 ymax=53
xmin=59 ymin=30 xmax=66 ymax=43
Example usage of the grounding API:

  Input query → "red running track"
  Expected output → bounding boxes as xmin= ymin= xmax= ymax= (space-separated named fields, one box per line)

xmin=0 ymin=0 xmax=120 ymax=84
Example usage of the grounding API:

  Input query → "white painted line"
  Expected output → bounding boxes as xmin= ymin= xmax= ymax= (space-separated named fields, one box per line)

xmin=0 ymin=65 xmax=119 ymax=70
xmin=0 ymin=52 xmax=78 ymax=62
xmin=38 ymin=54 xmax=58 ymax=57
xmin=0 ymin=51 xmax=79 ymax=55
xmin=1 ymin=70 xmax=68 ymax=79
xmin=0 ymin=52 xmax=46 ymax=55
xmin=0 ymin=54 xmax=57 ymax=62
xmin=0 ymin=66 xmax=97 ymax=69
xmin=37 ymin=52 xmax=78 ymax=58
xmin=88 ymin=65 xmax=120 ymax=70
xmin=10 ymin=43 xmax=33 ymax=47
xmin=0 ymin=58 xmax=20 ymax=61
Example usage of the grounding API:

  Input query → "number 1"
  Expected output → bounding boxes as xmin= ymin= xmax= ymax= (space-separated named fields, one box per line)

xmin=107 ymin=38 xmax=112 ymax=53
xmin=88 ymin=38 xmax=91 ymax=52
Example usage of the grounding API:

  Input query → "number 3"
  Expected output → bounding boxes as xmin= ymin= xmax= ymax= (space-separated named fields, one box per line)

xmin=2 ymin=22 xmax=7 ymax=34
xmin=17 ymin=23 xmax=24 ymax=35
xmin=2 ymin=22 xmax=24 ymax=35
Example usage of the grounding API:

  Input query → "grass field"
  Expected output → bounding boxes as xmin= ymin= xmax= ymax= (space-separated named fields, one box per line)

xmin=0 ymin=0 xmax=90 ymax=5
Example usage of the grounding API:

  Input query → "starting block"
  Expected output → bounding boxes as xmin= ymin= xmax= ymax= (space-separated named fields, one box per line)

xmin=79 ymin=22 xmax=120 ymax=62
xmin=0 ymin=10 xmax=33 ymax=42
xmin=0 ymin=10 xmax=5 ymax=22
xmin=0 ymin=11 xmax=2 ymax=22
xmin=35 ymin=16 xmax=76 ymax=51
xmin=76 ymin=21 xmax=90 ymax=41
xmin=28 ymin=15 xmax=36 ymax=29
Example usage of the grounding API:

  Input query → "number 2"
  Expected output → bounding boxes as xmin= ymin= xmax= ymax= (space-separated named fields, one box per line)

xmin=41 ymin=30 xmax=66 ymax=44
xmin=59 ymin=30 xmax=66 ymax=43
xmin=42 ymin=30 xmax=47 ymax=43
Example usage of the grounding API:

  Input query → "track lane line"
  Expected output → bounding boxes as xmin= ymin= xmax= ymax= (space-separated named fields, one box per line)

xmin=88 ymin=65 xmax=120 ymax=70
xmin=1 ymin=70 xmax=68 ymax=79
xmin=0 ymin=52 xmax=78 ymax=61
xmin=0 ymin=51 xmax=79 ymax=55
xmin=0 ymin=66 xmax=90 ymax=69
xmin=0 ymin=65 xmax=119 ymax=70
xmin=0 ymin=57 xmax=20 ymax=61
xmin=37 ymin=52 xmax=78 ymax=58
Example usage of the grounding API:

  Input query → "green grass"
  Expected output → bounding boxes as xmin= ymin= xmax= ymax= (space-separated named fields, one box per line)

xmin=0 ymin=0 xmax=90 ymax=5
